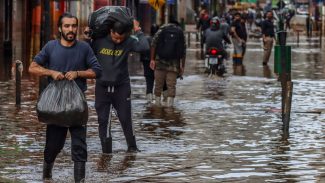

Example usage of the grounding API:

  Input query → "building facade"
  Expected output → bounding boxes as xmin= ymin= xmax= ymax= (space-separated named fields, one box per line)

xmin=0 ymin=0 xmax=199 ymax=81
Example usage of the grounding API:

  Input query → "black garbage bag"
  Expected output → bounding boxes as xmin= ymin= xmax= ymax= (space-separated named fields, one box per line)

xmin=88 ymin=6 xmax=133 ymax=39
xmin=37 ymin=80 xmax=88 ymax=127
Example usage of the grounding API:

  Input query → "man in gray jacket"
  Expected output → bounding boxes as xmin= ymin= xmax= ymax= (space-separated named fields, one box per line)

xmin=90 ymin=20 xmax=149 ymax=153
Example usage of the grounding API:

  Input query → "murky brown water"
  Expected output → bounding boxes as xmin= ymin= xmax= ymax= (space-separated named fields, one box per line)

xmin=1 ymin=34 xmax=325 ymax=182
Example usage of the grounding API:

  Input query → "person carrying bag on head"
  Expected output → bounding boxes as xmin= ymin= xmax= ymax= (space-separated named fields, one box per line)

xmin=85 ymin=6 xmax=149 ymax=154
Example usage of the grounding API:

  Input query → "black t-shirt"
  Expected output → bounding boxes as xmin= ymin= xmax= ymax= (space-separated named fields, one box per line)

xmin=261 ymin=19 xmax=275 ymax=37
xmin=197 ymin=17 xmax=211 ymax=31
xmin=231 ymin=20 xmax=246 ymax=39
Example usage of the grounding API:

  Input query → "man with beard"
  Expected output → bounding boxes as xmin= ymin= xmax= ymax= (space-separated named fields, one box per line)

xmin=29 ymin=12 xmax=102 ymax=182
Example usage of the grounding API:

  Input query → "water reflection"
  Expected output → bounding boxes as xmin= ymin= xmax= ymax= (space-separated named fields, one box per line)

xmin=141 ymin=106 xmax=186 ymax=138
xmin=233 ymin=64 xmax=246 ymax=76
xmin=96 ymin=153 xmax=136 ymax=173
xmin=263 ymin=65 xmax=272 ymax=78
xmin=305 ymin=53 xmax=324 ymax=79
xmin=1 ymin=34 xmax=325 ymax=182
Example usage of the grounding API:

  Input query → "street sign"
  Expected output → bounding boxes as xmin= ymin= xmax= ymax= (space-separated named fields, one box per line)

xmin=148 ymin=0 xmax=165 ymax=11
xmin=167 ymin=0 xmax=176 ymax=5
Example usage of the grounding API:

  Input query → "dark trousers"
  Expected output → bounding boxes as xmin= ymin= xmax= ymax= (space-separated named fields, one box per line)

xmin=95 ymin=82 xmax=136 ymax=148
xmin=44 ymin=125 xmax=87 ymax=164
xmin=142 ymin=59 xmax=155 ymax=94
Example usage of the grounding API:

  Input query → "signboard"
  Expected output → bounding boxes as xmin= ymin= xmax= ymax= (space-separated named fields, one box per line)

xmin=241 ymin=0 xmax=257 ymax=3
xmin=148 ymin=0 xmax=165 ymax=10
xmin=167 ymin=0 xmax=176 ymax=5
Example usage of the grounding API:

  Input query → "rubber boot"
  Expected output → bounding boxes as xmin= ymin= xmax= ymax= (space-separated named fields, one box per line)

xmin=127 ymin=136 xmax=140 ymax=153
xmin=43 ymin=161 xmax=54 ymax=180
xmin=146 ymin=93 xmax=153 ymax=103
xmin=100 ymin=137 xmax=112 ymax=154
xmin=155 ymin=96 xmax=161 ymax=106
xmin=74 ymin=161 xmax=85 ymax=183
xmin=166 ymin=97 xmax=174 ymax=107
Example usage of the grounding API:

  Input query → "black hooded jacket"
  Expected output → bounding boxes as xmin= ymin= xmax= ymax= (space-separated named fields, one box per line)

xmin=92 ymin=31 xmax=149 ymax=86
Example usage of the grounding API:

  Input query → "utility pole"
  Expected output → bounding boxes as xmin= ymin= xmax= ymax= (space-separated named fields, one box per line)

xmin=277 ymin=10 xmax=293 ymax=139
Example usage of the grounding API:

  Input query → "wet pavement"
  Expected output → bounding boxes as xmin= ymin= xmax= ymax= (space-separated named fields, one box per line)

xmin=1 ymin=31 xmax=325 ymax=183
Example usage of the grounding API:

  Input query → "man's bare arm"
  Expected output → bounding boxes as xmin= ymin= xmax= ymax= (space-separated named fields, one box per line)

xmin=231 ymin=27 xmax=242 ymax=42
xmin=29 ymin=61 xmax=64 ymax=80
xmin=75 ymin=69 xmax=97 ymax=79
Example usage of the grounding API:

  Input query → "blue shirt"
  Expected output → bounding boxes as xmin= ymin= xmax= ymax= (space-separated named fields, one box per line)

xmin=34 ymin=39 xmax=102 ymax=92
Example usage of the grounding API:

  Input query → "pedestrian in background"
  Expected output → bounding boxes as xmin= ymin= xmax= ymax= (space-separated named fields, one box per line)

xmin=197 ymin=9 xmax=211 ymax=51
xmin=230 ymin=12 xmax=246 ymax=65
xmin=240 ymin=14 xmax=248 ymax=57
xmin=89 ymin=19 xmax=149 ymax=153
xmin=150 ymin=18 xmax=186 ymax=107
xmin=261 ymin=10 xmax=275 ymax=66
xmin=306 ymin=14 xmax=312 ymax=37
xmin=29 ymin=12 xmax=102 ymax=182
xmin=140 ymin=24 xmax=167 ymax=103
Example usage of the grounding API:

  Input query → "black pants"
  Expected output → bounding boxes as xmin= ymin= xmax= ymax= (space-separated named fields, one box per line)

xmin=95 ymin=82 xmax=136 ymax=148
xmin=142 ymin=59 xmax=155 ymax=94
xmin=142 ymin=59 xmax=167 ymax=94
xmin=44 ymin=125 xmax=87 ymax=164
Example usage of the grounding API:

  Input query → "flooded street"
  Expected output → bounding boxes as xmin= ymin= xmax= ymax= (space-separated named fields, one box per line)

xmin=1 ymin=34 xmax=325 ymax=182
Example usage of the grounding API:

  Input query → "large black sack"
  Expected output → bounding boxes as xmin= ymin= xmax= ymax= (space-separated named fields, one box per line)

xmin=88 ymin=6 xmax=133 ymax=39
xmin=37 ymin=80 xmax=88 ymax=127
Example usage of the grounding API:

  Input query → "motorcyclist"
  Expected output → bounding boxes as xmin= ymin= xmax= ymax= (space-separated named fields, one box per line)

xmin=204 ymin=17 xmax=231 ymax=66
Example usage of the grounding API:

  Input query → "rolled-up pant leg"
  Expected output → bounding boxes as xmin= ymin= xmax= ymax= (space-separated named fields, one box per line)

xmin=112 ymin=83 xmax=136 ymax=148
xmin=44 ymin=125 xmax=68 ymax=164
xmin=232 ymin=38 xmax=243 ymax=65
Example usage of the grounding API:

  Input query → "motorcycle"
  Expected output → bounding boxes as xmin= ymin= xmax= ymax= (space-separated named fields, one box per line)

xmin=205 ymin=47 xmax=226 ymax=76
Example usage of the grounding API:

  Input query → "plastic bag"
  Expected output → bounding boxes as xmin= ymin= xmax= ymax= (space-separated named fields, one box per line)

xmin=37 ymin=80 xmax=88 ymax=127
xmin=88 ymin=6 xmax=133 ymax=39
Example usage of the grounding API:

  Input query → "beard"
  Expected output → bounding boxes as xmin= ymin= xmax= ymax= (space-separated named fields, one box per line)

xmin=62 ymin=32 xmax=76 ymax=42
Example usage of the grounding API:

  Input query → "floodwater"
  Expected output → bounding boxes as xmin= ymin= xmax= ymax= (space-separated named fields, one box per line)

xmin=0 ymin=34 xmax=325 ymax=183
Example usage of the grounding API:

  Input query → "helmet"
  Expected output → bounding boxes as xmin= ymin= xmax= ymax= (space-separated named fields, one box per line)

xmin=210 ymin=17 xmax=220 ymax=30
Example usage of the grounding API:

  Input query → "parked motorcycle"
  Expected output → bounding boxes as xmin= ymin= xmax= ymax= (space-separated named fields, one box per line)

xmin=205 ymin=47 xmax=226 ymax=76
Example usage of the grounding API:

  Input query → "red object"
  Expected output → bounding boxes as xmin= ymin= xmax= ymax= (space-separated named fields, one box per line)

xmin=94 ymin=0 xmax=109 ymax=10
xmin=210 ymin=49 xmax=218 ymax=55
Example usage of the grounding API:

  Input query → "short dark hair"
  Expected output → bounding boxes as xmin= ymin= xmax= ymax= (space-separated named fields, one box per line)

xmin=169 ymin=16 xmax=180 ymax=26
xmin=57 ymin=12 xmax=78 ymax=28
